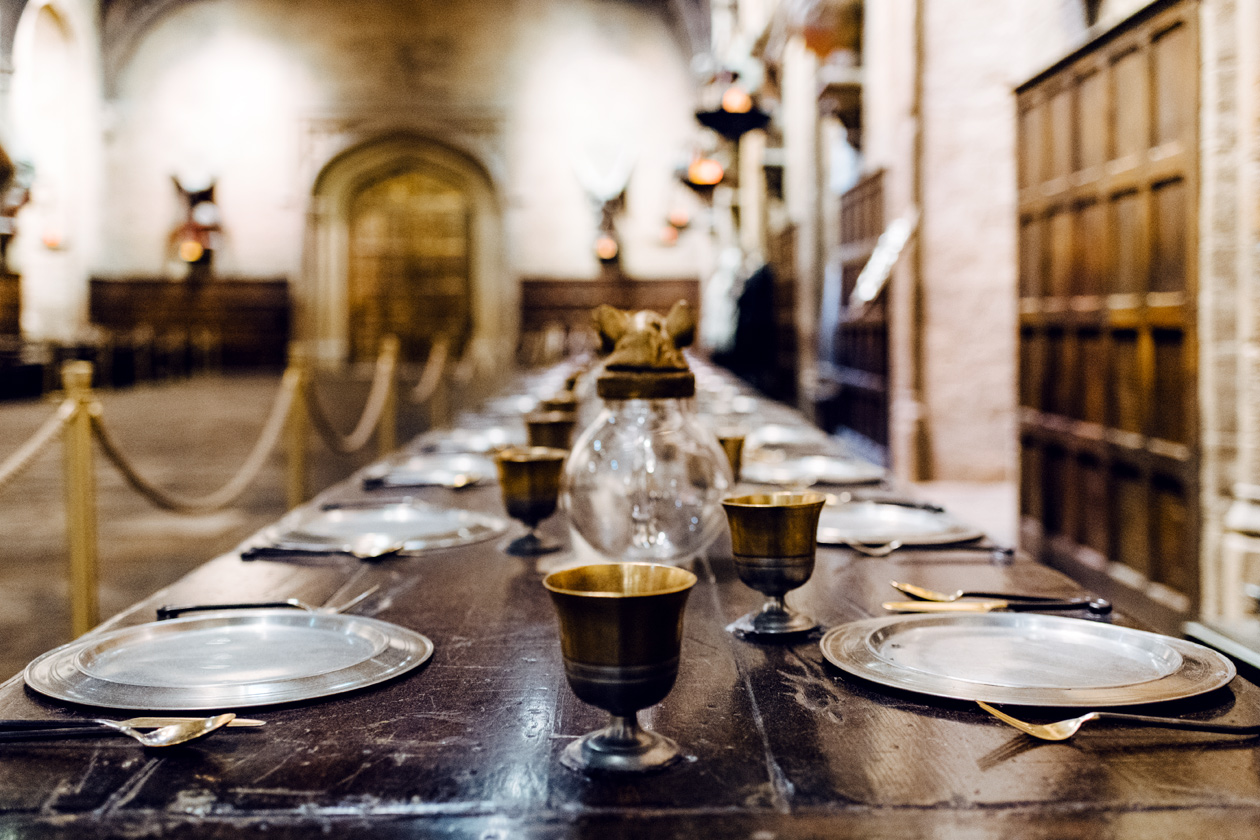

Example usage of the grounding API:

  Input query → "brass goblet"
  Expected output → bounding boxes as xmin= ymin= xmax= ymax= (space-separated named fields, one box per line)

xmin=544 ymin=563 xmax=697 ymax=773
xmin=540 ymin=391 xmax=578 ymax=413
xmin=525 ymin=410 xmax=578 ymax=450
xmin=722 ymin=492 xmax=827 ymax=636
xmin=716 ymin=431 xmax=745 ymax=482
xmin=494 ymin=446 xmax=568 ymax=556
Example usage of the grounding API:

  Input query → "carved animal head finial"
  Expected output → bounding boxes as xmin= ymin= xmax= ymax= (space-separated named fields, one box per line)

xmin=593 ymin=300 xmax=695 ymax=372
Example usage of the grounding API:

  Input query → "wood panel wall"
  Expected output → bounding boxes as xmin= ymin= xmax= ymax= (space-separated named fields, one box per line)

xmin=0 ymin=272 xmax=18 ymax=335
xmin=89 ymin=277 xmax=290 ymax=369
xmin=820 ymin=170 xmax=889 ymax=460
xmin=1015 ymin=0 xmax=1199 ymax=616
xmin=519 ymin=277 xmax=701 ymax=333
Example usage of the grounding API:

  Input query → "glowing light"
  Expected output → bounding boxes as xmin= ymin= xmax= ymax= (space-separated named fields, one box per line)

xmin=721 ymin=85 xmax=753 ymax=114
xmin=594 ymin=234 xmax=619 ymax=261
xmin=179 ymin=239 xmax=205 ymax=262
xmin=687 ymin=158 xmax=724 ymax=186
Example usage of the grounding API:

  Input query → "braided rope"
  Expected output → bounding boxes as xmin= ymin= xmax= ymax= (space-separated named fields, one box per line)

xmin=91 ymin=367 xmax=300 ymax=513
xmin=409 ymin=336 xmax=450 ymax=404
xmin=0 ymin=399 xmax=78 ymax=494
xmin=304 ymin=338 xmax=399 ymax=455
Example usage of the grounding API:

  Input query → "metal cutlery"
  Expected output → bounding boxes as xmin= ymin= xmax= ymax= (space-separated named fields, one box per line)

xmin=0 ymin=714 xmax=237 ymax=747
xmin=977 ymin=701 xmax=1260 ymax=741
xmin=883 ymin=598 xmax=1108 ymax=613
xmin=241 ymin=536 xmax=405 ymax=561
xmin=157 ymin=584 xmax=380 ymax=620
xmin=825 ymin=492 xmax=945 ymax=513
xmin=841 ymin=538 xmax=1014 ymax=558
xmin=890 ymin=580 xmax=1112 ymax=613
xmin=0 ymin=716 xmax=264 ymax=730
xmin=362 ymin=472 xmax=481 ymax=490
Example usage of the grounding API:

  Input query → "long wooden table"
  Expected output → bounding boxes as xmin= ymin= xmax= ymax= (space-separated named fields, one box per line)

xmin=2 ymin=404 xmax=1260 ymax=837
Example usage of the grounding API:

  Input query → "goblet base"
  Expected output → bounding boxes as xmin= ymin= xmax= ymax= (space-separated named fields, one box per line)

xmin=561 ymin=722 xmax=683 ymax=773
xmin=730 ymin=604 xmax=818 ymax=637
xmin=504 ymin=532 xmax=562 ymax=557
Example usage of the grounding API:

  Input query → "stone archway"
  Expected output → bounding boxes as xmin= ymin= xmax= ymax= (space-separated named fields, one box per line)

xmin=302 ymin=133 xmax=510 ymax=365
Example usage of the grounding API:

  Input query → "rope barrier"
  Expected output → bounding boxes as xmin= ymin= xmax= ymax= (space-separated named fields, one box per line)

xmin=410 ymin=336 xmax=450 ymax=405
xmin=90 ymin=367 xmax=301 ymax=514
xmin=304 ymin=335 xmax=399 ymax=455
xmin=0 ymin=398 xmax=77 ymax=495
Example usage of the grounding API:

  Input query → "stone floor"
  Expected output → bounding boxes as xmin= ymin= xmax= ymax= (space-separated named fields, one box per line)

xmin=0 ymin=371 xmax=410 ymax=681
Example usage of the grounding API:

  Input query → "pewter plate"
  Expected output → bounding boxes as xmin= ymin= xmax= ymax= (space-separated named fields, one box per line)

xmin=415 ymin=425 xmax=524 ymax=455
xmin=24 ymin=611 xmax=434 ymax=710
xmin=816 ymin=500 xmax=983 ymax=546
xmin=820 ymin=613 xmax=1236 ymax=706
xmin=742 ymin=455 xmax=886 ymax=487
xmin=268 ymin=502 xmax=509 ymax=553
xmin=363 ymin=453 xmax=495 ymax=489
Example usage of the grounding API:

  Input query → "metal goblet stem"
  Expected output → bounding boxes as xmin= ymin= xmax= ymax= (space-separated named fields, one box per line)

xmin=716 ymin=432 xmax=745 ymax=483
xmin=722 ymin=492 xmax=827 ymax=637
xmin=544 ymin=563 xmax=697 ymax=773
xmin=495 ymin=446 xmax=568 ymax=556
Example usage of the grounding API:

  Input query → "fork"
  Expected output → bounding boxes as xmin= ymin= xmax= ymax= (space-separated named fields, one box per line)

xmin=156 ymin=584 xmax=380 ymax=620
xmin=891 ymin=581 xmax=1112 ymax=613
xmin=977 ymin=701 xmax=1260 ymax=740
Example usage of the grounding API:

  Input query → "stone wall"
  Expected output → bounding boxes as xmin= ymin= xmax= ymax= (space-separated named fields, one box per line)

xmin=10 ymin=0 xmax=705 ymax=344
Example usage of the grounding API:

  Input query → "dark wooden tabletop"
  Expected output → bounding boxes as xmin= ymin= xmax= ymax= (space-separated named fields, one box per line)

xmin=2 ymin=432 xmax=1259 ymax=838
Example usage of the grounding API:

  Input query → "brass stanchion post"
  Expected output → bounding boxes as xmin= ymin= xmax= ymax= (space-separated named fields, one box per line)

xmin=61 ymin=361 xmax=98 ymax=636
xmin=378 ymin=335 xmax=399 ymax=457
xmin=286 ymin=345 xmax=309 ymax=509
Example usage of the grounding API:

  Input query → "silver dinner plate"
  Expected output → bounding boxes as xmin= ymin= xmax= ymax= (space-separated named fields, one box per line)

xmin=415 ymin=425 xmax=524 ymax=454
xmin=24 ymin=610 xmax=435 ymax=710
xmin=363 ymin=453 xmax=495 ymax=489
xmin=820 ymin=613 xmax=1236 ymax=706
xmin=816 ymin=500 xmax=983 ymax=546
xmin=744 ymin=424 xmax=836 ymax=455
xmin=742 ymin=455 xmax=886 ymax=487
xmin=267 ymin=501 xmax=510 ymax=553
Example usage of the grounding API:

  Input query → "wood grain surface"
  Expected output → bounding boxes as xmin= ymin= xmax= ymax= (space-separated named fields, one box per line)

xmin=1 ymin=429 xmax=1257 ymax=837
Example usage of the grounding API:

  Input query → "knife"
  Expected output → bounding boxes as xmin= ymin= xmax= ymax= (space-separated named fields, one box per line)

xmin=0 ymin=717 xmax=266 ymax=730
xmin=882 ymin=598 xmax=1103 ymax=613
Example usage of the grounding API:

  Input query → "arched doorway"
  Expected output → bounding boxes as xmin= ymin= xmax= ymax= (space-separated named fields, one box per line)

xmin=347 ymin=169 xmax=472 ymax=362
xmin=303 ymin=134 xmax=509 ymax=365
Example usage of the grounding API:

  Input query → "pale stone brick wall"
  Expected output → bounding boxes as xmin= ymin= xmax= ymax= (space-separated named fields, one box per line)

xmin=92 ymin=0 xmax=702 ymax=302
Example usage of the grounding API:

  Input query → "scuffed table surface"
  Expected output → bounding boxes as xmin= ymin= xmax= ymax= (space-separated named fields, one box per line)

xmin=3 ymin=479 xmax=1260 ymax=838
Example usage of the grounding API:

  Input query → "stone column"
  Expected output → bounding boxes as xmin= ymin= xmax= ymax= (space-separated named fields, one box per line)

xmin=1212 ymin=0 xmax=1260 ymax=621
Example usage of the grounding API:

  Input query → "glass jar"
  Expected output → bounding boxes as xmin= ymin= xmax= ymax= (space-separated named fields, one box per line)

xmin=562 ymin=370 xmax=733 ymax=564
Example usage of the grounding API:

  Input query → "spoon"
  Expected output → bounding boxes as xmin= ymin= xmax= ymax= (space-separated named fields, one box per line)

xmin=891 ymin=581 xmax=1111 ymax=613
xmin=977 ymin=702 xmax=1260 ymax=741
xmin=0 ymin=714 xmax=235 ymax=747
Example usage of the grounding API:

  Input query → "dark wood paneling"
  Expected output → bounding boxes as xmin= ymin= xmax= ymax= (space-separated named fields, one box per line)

xmin=519 ymin=276 xmax=700 ymax=334
xmin=823 ymin=169 xmax=889 ymax=457
xmin=0 ymin=271 xmax=17 ymax=335
xmin=1016 ymin=0 xmax=1200 ymax=611
xmin=89 ymin=277 xmax=290 ymax=368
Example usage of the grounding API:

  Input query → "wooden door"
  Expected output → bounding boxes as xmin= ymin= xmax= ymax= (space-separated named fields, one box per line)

xmin=1016 ymin=0 xmax=1199 ymax=619
xmin=348 ymin=170 xmax=472 ymax=363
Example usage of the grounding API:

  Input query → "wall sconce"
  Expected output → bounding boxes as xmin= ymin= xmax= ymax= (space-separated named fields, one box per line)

xmin=679 ymin=156 xmax=724 ymax=201
xmin=594 ymin=232 xmax=620 ymax=264
xmin=169 ymin=175 xmax=222 ymax=279
xmin=667 ymin=207 xmax=691 ymax=231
